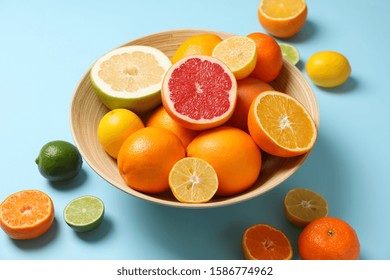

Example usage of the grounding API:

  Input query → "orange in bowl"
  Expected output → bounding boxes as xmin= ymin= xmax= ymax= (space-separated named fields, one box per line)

xmin=70 ymin=29 xmax=319 ymax=208
xmin=258 ymin=0 xmax=308 ymax=39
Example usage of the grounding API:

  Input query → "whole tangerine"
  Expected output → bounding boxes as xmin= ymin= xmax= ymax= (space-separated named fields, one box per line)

xmin=247 ymin=32 xmax=283 ymax=82
xmin=298 ymin=216 xmax=360 ymax=260
xmin=117 ymin=127 xmax=186 ymax=194
xmin=186 ymin=126 xmax=262 ymax=196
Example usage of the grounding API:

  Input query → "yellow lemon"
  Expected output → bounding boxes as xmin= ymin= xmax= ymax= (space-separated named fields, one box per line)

xmin=97 ymin=108 xmax=144 ymax=159
xmin=306 ymin=51 xmax=351 ymax=87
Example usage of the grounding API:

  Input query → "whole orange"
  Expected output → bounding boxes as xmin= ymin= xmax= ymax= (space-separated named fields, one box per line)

xmin=186 ymin=126 xmax=262 ymax=196
xmin=117 ymin=127 xmax=186 ymax=194
xmin=171 ymin=34 xmax=223 ymax=64
xmin=146 ymin=106 xmax=199 ymax=147
xmin=247 ymin=32 xmax=283 ymax=82
xmin=298 ymin=216 xmax=360 ymax=260
xmin=226 ymin=77 xmax=274 ymax=131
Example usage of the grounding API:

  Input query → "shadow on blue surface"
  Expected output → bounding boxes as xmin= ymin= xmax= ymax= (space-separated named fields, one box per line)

xmin=284 ymin=19 xmax=318 ymax=43
xmin=74 ymin=215 xmax=113 ymax=242
xmin=11 ymin=218 xmax=58 ymax=250
xmin=48 ymin=169 xmax=88 ymax=191
xmin=318 ymin=77 xmax=359 ymax=94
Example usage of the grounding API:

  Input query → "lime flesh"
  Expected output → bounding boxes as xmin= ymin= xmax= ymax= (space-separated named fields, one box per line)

xmin=63 ymin=196 xmax=105 ymax=232
xmin=278 ymin=43 xmax=300 ymax=65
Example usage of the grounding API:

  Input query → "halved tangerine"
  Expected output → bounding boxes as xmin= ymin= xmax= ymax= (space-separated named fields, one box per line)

xmin=0 ymin=190 xmax=54 ymax=239
xmin=161 ymin=55 xmax=237 ymax=131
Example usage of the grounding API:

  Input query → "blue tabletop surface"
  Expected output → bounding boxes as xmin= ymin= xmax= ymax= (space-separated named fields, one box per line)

xmin=1 ymin=0 xmax=389 ymax=260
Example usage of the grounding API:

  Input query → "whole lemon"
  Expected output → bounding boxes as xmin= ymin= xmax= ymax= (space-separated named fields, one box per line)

xmin=98 ymin=109 xmax=144 ymax=159
xmin=306 ymin=51 xmax=351 ymax=88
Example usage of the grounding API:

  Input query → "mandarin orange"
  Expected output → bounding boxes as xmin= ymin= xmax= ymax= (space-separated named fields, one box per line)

xmin=226 ymin=77 xmax=274 ymax=131
xmin=146 ymin=106 xmax=199 ymax=147
xmin=186 ymin=126 xmax=261 ymax=196
xmin=0 ymin=190 xmax=55 ymax=240
xmin=242 ymin=224 xmax=293 ymax=260
xmin=298 ymin=217 xmax=360 ymax=260
xmin=258 ymin=0 xmax=308 ymax=38
xmin=247 ymin=32 xmax=283 ymax=82
xmin=117 ymin=127 xmax=186 ymax=194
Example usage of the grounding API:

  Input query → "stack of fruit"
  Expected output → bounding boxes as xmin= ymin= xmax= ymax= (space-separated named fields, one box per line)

xmin=91 ymin=29 xmax=318 ymax=204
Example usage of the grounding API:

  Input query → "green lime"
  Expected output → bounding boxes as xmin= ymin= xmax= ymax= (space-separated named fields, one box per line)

xmin=278 ymin=43 xmax=300 ymax=65
xmin=63 ymin=195 xmax=105 ymax=232
xmin=35 ymin=140 xmax=83 ymax=182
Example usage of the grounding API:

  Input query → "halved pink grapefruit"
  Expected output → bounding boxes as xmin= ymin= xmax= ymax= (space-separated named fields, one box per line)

xmin=161 ymin=55 xmax=237 ymax=131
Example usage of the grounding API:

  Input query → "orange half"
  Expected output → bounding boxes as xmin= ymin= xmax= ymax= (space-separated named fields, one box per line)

xmin=248 ymin=91 xmax=317 ymax=157
xmin=258 ymin=0 xmax=308 ymax=38
xmin=242 ymin=224 xmax=293 ymax=260
xmin=0 ymin=190 xmax=54 ymax=239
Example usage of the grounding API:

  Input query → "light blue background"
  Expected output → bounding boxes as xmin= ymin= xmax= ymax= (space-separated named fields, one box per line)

xmin=0 ymin=0 xmax=389 ymax=260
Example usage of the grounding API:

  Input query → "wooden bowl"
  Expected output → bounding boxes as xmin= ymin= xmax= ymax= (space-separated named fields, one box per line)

xmin=70 ymin=29 xmax=319 ymax=208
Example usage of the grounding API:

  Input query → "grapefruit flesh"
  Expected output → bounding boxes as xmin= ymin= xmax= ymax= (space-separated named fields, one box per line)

xmin=161 ymin=55 xmax=237 ymax=130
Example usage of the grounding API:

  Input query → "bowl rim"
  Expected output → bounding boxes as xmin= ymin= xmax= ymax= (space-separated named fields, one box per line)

xmin=70 ymin=28 xmax=319 ymax=209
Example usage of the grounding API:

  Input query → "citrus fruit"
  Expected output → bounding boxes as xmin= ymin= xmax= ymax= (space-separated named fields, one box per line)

xmin=171 ymin=33 xmax=223 ymax=64
xmin=146 ymin=105 xmax=199 ymax=147
xmin=97 ymin=108 xmax=144 ymax=159
xmin=186 ymin=126 xmax=261 ymax=196
xmin=211 ymin=36 xmax=257 ymax=80
xmin=247 ymin=91 xmax=317 ymax=157
xmin=161 ymin=55 xmax=237 ymax=130
xmin=284 ymin=188 xmax=328 ymax=227
xmin=63 ymin=195 xmax=105 ymax=232
xmin=90 ymin=45 xmax=172 ymax=114
xmin=279 ymin=42 xmax=300 ymax=65
xmin=0 ymin=190 xmax=54 ymax=239
xmin=169 ymin=157 xmax=218 ymax=203
xmin=306 ymin=51 xmax=351 ymax=87
xmin=117 ymin=127 xmax=186 ymax=194
xmin=258 ymin=0 xmax=308 ymax=38
xmin=298 ymin=216 xmax=360 ymax=260
xmin=247 ymin=32 xmax=283 ymax=82
xmin=226 ymin=77 xmax=274 ymax=131
xmin=242 ymin=224 xmax=293 ymax=260
xmin=35 ymin=140 xmax=83 ymax=182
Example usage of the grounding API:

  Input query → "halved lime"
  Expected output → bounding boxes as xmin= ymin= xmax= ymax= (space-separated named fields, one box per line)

xmin=278 ymin=43 xmax=300 ymax=65
xmin=63 ymin=195 xmax=105 ymax=232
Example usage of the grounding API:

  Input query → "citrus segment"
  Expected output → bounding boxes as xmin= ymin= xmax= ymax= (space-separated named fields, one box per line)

xmin=169 ymin=157 xmax=218 ymax=203
xmin=146 ymin=106 xmax=199 ymax=147
xmin=258 ymin=0 xmax=308 ymax=38
xmin=279 ymin=43 xmax=300 ymax=65
xmin=306 ymin=51 xmax=351 ymax=87
xmin=90 ymin=45 xmax=172 ymax=114
xmin=0 ymin=190 xmax=54 ymax=239
xmin=98 ymin=108 xmax=144 ymax=159
xmin=161 ymin=55 xmax=237 ymax=131
xmin=212 ymin=36 xmax=257 ymax=80
xmin=171 ymin=34 xmax=223 ymax=64
xmin=63 ymin=195 xmax=105 ymax=232
xmin=242 ymin=224 xmax=293 ymax=260
xmin=247 ymin=32 xmax=283 ymax=82
xmin=117 ymin=127 xmax=186 ymax=194
xmin=186 ymin=126 xmax=261 ymax=196
xmin=298 ymin=217 xmax=360 ymax=260
xmin=284 ymin=188 xmax=328 ymax=227
xmin=248 ymin=91 xmax=317 ymax=157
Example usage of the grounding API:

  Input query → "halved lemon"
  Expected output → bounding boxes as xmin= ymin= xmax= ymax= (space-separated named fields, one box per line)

xmin=90 ymin=45 xmax=172 ymax=114
xmin=169 ymin=157 xmax=218 ymax=203
xmin=212 ymin=36 xmax=257 ymax=80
